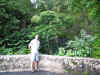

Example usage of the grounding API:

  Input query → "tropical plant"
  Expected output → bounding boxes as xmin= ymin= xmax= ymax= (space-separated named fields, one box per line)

xmin=92 ymin=37 xmax=100 ymax=58
xmin=66 ymin=29 xmax=96 ymax=57
xmin=58 ymin=47 xmax=65 ymax=56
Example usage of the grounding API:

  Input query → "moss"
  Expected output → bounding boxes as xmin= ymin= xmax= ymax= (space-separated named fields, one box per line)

xmin=65 ymin=70 xmax=88 ymax=75
xmin=72 ymin=61 xmax=77 ymax=65
xmin=82 ymin=71 xmax=88 ymax=75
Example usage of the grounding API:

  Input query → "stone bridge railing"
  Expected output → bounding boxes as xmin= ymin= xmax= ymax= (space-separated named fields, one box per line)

xmin=0 ymin=55 xmax=100 ymax=73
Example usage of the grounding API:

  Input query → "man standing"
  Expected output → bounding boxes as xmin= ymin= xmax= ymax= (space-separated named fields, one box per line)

xmin=28 ymin=34 xmax=40 ymax=72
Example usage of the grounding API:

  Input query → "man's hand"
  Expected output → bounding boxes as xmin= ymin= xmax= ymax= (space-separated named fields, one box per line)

xmin=29 ymin=46 xmax=31 ymax=50
xmin=28 ymin=45 xmax=31 ymax=50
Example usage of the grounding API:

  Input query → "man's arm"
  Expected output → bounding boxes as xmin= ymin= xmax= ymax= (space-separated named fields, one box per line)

xmin=38 ymin=41 xmax=40 ymax=50
xmin=28 ymin=42 xmax=32 ymax=50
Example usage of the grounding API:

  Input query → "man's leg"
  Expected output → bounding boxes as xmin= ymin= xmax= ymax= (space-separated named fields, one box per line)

xmin=34 ymin=61 xmax=37 ymax=69
xmin=34 ymin=54 xmax=39 ymax=71
xmin=32 ymin=61 xmax=35 ymax=72
xmin=34 ymin=61 xmax=39 ymax=71
xmin=37 ymin=61 xmax=39 ymax=71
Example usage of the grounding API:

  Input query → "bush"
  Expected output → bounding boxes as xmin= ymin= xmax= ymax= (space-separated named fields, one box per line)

xmin=31 ymin=15 xmax=40 ymax=24
xmin=66 ymin=50 xmax=74 ymax=56
xmin=39 ymin=10 xmax=62 ymax=25
xmin=0 ymin=47 xmax=30 ymax=55
xmin=57 ymin=47 xmax=65 ymax=56
xmin=0 ymin=26 xmax=33 ymax=55
xmin=65 ymin=29 xmax=96 ymax=57
xmin=92 ymin=38 xmax=100 ymax=58
xmin=15 ymin=47 xmax=30 ymax=55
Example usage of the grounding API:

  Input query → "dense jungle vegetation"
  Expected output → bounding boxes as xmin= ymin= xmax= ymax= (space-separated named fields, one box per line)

xmin=0 ymin=0 xmax=100 ymax=58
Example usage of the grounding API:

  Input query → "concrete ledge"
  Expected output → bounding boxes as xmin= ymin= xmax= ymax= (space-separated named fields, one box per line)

xmin=0 ymin=55 xmax=100 ymax=73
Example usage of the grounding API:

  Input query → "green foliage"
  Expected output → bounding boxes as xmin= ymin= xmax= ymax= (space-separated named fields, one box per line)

xmin=92 ymin=38 xmax=100 ymax=58
xmin=32 ymin=25 xmax=59 ymax=54
xmin=66 ymin=50 xmax=74 ymax=57
xmin=30 ymin=11 xmax=69 ymax=54
xmin=0 ymin=0 xmax=34 ymax=55
xmin=83 ymin=71 xmax=88 ymax=75
xmin=0 ymin=27 xmax=32 ymax=55
xmin=31 ymin=15 xmax=40 ymax=24
xmin=0 ymin=47 xmax=30 ymax=55
xmin=66 ymin=29 xmax=96 ymax=57
xmin=58 ymin=47 xmax=65 ymax=56
xmin=0 ymin=0 xmax=100 ymax=56
xmin=0 ymin=47 xmax=7 ymax=55
xmin=39 ymin=11 xmax=62 ymax=25
xmin=15 ymin=47 xmax=30 ymax=55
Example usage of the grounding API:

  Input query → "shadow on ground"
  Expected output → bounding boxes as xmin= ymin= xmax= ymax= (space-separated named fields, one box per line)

xmin=0 ymin=70 xmax=99 ymax=75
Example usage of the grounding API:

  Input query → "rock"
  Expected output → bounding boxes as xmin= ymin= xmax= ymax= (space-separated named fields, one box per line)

xmin=0 ymin=55 xmax=100 ymax=73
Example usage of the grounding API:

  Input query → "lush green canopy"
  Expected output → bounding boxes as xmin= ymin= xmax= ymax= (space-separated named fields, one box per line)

xmin=0 ymin=0 xmax=100 ymax=58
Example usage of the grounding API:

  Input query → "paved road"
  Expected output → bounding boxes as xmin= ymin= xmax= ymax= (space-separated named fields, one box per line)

xmin=0 ymin=71 xmax=99 ymax=75
xmin=0 ymin=71 xmax=81 ymax=75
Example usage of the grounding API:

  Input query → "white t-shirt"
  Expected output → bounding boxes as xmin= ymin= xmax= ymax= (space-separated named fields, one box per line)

xmin=29 ymin=39 xmax=40 ymax=54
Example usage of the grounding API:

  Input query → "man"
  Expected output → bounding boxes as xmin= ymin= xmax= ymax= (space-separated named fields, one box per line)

xmin=28 ymin=34 xmax=40 ymax=72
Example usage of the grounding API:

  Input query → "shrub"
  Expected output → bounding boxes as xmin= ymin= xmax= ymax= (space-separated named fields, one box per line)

xmin=58 ymin=47 xmax=65 ymax=56
xmin=66 ymin=49 xmax=74 ymax=56
xmin=39 ymin=10 xmax=62 ymax=25
xmin=92 ymin=38 xmax=100 ymax=58
xmin=31 ymin=15 xmax=40 ymax=24
xmin=66 ymin=29 xmax=96 ymax=57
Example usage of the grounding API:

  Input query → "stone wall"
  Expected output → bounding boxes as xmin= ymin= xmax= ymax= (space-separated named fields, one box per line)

xmin=0 ymin=55 xmax=100 ymax=73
